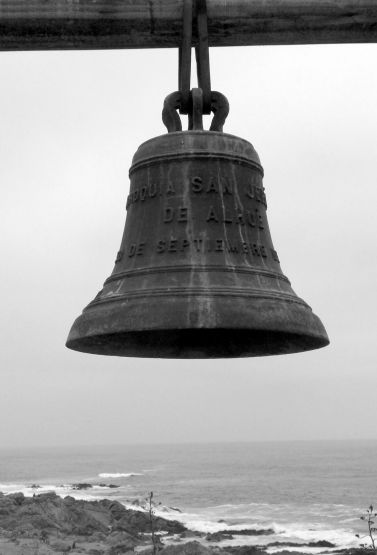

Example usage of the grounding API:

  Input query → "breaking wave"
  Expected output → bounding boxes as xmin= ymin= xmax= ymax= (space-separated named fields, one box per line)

xmin=98 ymin=472 xmax=143 ymax=478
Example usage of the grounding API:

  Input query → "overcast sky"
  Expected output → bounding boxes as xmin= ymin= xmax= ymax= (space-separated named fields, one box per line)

xmin=0 ymin=43 xmax=376 ymax=448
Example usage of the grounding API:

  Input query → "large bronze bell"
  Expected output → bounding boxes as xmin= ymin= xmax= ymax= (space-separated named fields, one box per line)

xmin=66 ymin=90 xmax=329 ymax=358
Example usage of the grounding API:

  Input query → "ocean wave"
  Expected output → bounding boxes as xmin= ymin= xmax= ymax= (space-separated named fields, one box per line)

xmin=98 ymin=472 xmax=143 ymax=478
xmin=147 ymin=503 xmax=362 ymax=553
xmin=0 ymin=482 xmax=122 ymax=503
xmin=153 ymin=506 xmax=275 ymax=535
xmin=277 ymin=522 xmax=360 ymax=549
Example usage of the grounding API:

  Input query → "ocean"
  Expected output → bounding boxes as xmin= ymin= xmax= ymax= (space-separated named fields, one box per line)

xmin=0 ymin=440 xmax=376 ymax=552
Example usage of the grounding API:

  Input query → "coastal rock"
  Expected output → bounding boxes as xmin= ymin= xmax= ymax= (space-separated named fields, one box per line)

xmin=308 ymin=540 xmax=336 ymax=548
xmin=266 ymin=540 xmax=336 ymax=549
xmin=214 ymin=529 xmax=274 ymax=537
xmin=180 ymin=531 xmax=203 ymax=539
xmin=222 ymin=548 xmax=266 ymax=555
xmin=9 ymin=493 xmax=25 ymax=506
xmin=233 ymin=529 xmax=274 ymax=536
xmin=50 ymin=539 xmax=72 ymax=552
xmin=0 ymin=491 xmax=186 ymax=544
xmin=72 ymin=483 xmax=93 ymax=490
xmin=206 ymin=532 xmax=233 ymax=542
xmin=108 ymin=504 xmax=185 ymax=535
xmin=160 ymin=541 xmax=213 ymax=555
xmin=107 ymin=531 xmax=139 ymax=553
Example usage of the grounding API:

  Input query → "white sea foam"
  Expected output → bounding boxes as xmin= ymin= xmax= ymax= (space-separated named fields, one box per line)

xmin=98 ymin=472 xmax=143 ymax=478
xmin=145 ymin=502 xmax=363 ymax=553
xmin=0 ymin=482 xmax=120 ymax=503
xmin=278 ymin=523 xmax=359 ymax=548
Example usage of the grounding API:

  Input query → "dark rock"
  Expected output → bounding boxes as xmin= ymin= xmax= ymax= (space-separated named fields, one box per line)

xmin=107 ymin=531 xmax=139 ymax=554
xmin=308 ymin=540 xmax=335 ymax=548
xmin=112 ymin=515 xmax=140 ymax=536
xmin=266 ymin=542 xmax=297 ymax=548
xmin=180 ymin=531 xmax=203 ymax=539
xmin=156 ymin=519 xmax=185 ymax=535
xmin=109 ymin=530 xmax=139 ymax=546
xmin=9 ymin=493 xmax=25 ymax=506
xmin=108 ymin=501 xmax=127 ymax=521
xmin=268 ymin=552 xmax=308 ymax=555
xmin=215 ymin=529 xmax=274 ymax=537
xmin=37 ymin=492 xmax=59 ymax=501
xmin=160 ymin=541 xmax=213 ymax=555
xmin=169 ymin=506 xmax=182 ymax=513
xmin=71 ymin=483 xmax=93 ymax=490
xmin=206 ymin=532 xmax=233 ymax=542
xmin=0 ymin=490 xmax=188 ymax=553
xmin=91 ymin=531 xmax=107 ymax=542
xmin=50 ymin=539 xmax=72 ymax=552
xmin=222 ymin=547 xmax=266 ymax=555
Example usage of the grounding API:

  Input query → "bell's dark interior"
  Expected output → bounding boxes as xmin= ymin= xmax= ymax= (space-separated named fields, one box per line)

xmin=66 ymin=329 xmax=329 ymax=359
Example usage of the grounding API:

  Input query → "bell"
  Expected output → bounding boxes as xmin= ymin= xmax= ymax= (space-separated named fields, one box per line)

xmin=66 ymin=92 xmax=329 ymax=358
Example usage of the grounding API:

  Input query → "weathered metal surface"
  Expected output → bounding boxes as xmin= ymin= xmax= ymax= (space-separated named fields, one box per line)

xmin=0 ymin=0 xmax=377 ymax=51
xmin=66 ymin=130 xmax=329 ymax=358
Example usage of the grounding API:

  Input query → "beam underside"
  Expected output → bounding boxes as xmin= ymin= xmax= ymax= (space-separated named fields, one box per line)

xmin=0 ymin=1 xmax=377 ymax=51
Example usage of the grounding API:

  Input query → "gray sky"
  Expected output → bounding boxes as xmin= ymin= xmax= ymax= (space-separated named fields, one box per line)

xmin=1 ymin=44 xmax=376 ymax=448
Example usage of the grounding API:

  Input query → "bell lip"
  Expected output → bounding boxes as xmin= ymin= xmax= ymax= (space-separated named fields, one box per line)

xmin=66 ymin=295 xmax=330 ymax=359
xmin=66 ymin=327 xmax=329 ymax=359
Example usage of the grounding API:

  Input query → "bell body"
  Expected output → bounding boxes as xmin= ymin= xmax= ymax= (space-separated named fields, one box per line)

xmin=66 ymin=131 xmax=329 ymax=357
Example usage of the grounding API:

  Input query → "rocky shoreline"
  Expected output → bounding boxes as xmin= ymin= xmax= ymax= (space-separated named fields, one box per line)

xmin=0 ymin=492 xmax=368 ymax=555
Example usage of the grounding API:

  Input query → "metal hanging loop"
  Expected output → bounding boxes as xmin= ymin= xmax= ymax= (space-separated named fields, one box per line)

xmin=162 ymin=91 xmax=183 ymax=132
xmin=166 ymin=0 xmax=228 ymax=132
xmin=162 ymin=90 xmax=229 ymax=133
xmin=209 ymin=91 xmax=229 ymax=132
xmin=188 ymin=88 xmax=204 ymax=130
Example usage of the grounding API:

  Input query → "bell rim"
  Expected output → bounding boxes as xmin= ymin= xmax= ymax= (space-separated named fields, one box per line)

xmin=66 ymin=327 xmax=329 ymax=359
xmin=66 ymin=292 xmax=329 ymax=358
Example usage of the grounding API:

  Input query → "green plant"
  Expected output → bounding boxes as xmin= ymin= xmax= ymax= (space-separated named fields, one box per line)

xmin=146 ymin=491 xmax=162 ymax=555
xmin=356 ymin=505 xmax=377 ymax=552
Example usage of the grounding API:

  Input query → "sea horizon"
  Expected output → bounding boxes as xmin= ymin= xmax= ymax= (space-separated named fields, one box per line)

xmin=1 ymin=437 xmax=377 ymax=451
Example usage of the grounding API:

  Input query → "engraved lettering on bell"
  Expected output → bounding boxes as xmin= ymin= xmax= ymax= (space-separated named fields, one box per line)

xmin=66 ymin=128 xmax=329 ymax=358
